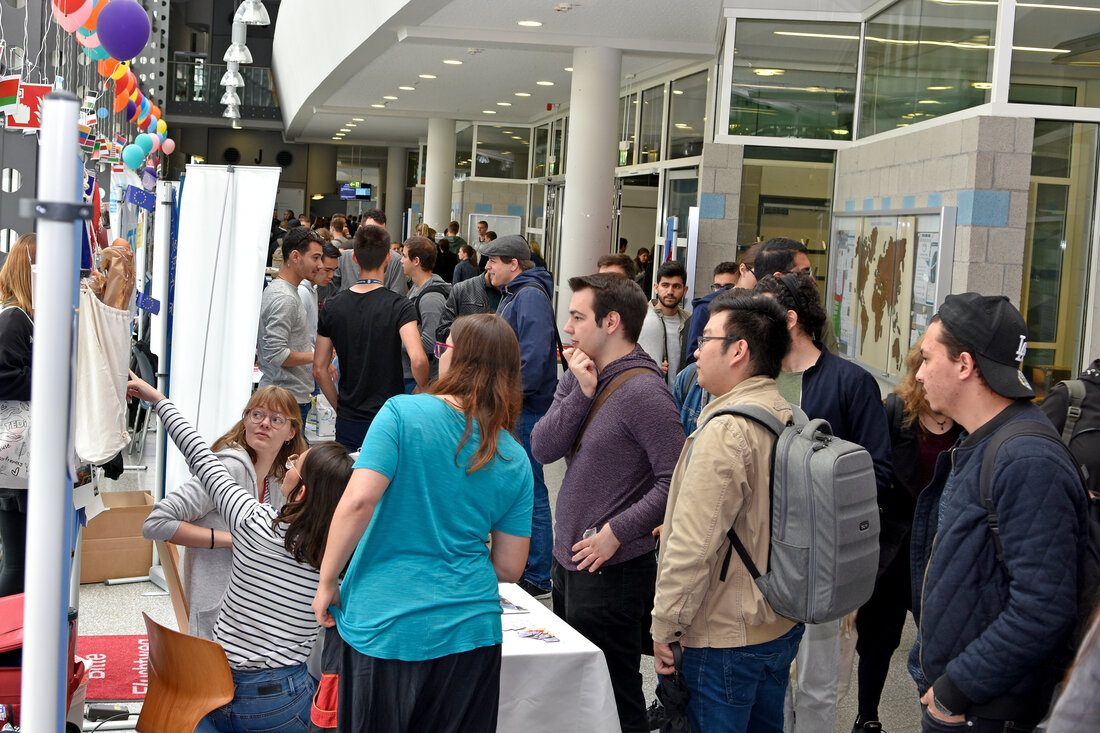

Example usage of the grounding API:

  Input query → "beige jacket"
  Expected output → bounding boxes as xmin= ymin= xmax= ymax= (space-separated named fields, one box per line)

xmin=652 ymin=375 xmax=797 ymax=648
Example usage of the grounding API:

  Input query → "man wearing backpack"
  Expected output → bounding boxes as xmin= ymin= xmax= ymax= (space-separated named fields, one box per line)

xmin=1041 ymin=356 xmax=1100 ymax=505
xmin=400 ymin=235 xmax=451 ymax=391
xmin=652 ymin=293 xmax=805 ymax=733
xmin=484 ymin=234 xmax=559 ymax=598
xmin=911 ymin=293 xmax=1088 ymax=733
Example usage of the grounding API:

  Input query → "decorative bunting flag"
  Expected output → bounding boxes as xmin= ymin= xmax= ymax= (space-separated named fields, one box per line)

xmin=78 ymin=124 xmax=94 ymax=153
xmin=0 ymin=75 xmax=20 ymax=115
xmin=124 ymin=185 xmax=155 ymax=212
xmin=90 ymin=138 xmax=103 ymax=160
xmin=6 ymin=82 xmax=52 ymax=130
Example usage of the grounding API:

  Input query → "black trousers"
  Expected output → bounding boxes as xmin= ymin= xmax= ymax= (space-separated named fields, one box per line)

xmin=0 ymin=493 xmax=27 ymax=597
xmin=336 ymin=640 xmax=501 ymax=733
xmin=552 ymin=552 xmax=657 ymax=733
xmin=855 ymin=542 xmax=912 ymax=722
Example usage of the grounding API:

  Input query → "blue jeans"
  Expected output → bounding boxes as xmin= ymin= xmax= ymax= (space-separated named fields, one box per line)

xmin=298 ymin=402 xmax=311 ymax=437
xmin=335 ymin=416 xmax=370 ymax=453
xmin=681 ymin=624 xmax=804 ymax=733
xmin=517 ymin=409 xmax=552 ymax=589
xmin=195 ymin=663 xmax=314 ymax=732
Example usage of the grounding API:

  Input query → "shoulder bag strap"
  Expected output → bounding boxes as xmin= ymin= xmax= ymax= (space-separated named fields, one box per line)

xmin=1063 ymin=379 xmax=1087 ymax=444
xmin=569 ymin=367 xmax=651 ymax=459
xmin=508 ymin=281 xmax=569 ymax=373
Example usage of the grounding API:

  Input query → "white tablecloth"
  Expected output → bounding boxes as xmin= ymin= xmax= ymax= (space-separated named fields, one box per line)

xmin=498 ymin=582 xmax=622 ymax=733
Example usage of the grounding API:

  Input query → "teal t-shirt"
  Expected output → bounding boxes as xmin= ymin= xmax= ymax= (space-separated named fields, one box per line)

xmin=333 ymin=394 xmax=534 ymax=661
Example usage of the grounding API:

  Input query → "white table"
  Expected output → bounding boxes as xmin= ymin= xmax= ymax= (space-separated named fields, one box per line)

xmin=498 ymin=582 xmax=622 ymax=733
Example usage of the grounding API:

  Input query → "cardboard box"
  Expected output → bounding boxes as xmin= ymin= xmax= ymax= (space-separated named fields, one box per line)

xmin=80 ymin=491 xmax=155 ymax=584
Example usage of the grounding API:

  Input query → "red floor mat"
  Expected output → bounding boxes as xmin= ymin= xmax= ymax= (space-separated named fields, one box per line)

xmin=76 ymin=635 xmax=148 ymax=700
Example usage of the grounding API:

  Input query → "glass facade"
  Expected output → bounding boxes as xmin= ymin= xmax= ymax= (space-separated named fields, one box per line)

xmin=532 ymin=124 xmax=550 ymax=178
xmin=474 ymin=125 xmax=530 ymax=179
xmin=617 ymin=93 xmax=637 ymax=166
xmin=1011 ymin=0 xmax=1099 ymax=107
xmin=639 ymin=84 xmax=665 ymax=163
xmin=455 ymin=125 xmax=473 ymax=177
xmin=729 ymin=19 xmax=858 ymax=140
xmin=669 ymin=71 xmax=707 ymax=158
xmin=1021 ymin=121 xmax=1098 ymax=397
xmin=860 ymin=0 xmax=996 ymax=137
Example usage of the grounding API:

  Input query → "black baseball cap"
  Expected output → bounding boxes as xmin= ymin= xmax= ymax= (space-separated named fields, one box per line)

xmin=937 ymin=292 xmax=1034 ymax=399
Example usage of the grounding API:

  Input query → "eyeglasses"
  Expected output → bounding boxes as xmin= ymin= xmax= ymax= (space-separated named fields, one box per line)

xmin=433 ymin=341 xmax=455 ymax=359
xmin=697 ymin=334 xmax=744 ymax=347
xmin=245 ymin=408 xmax=288 ymax=427
xmin=285 ymin=453 xmax=300 ymax=473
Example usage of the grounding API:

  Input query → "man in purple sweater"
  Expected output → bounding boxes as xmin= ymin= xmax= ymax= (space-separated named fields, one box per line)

xmin=531 ymin=272 xmax=685 ymax=733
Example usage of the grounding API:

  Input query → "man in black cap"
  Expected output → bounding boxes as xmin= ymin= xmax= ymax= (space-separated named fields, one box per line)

xmin=909 ymin=292 xmax=1088 ymax=733
xmin=483 ymin=234 xmax=558 ymax=598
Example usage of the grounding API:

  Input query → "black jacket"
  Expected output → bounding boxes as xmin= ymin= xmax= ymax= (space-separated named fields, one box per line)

xmin=0 ymin=305 xmax=32 ymax=401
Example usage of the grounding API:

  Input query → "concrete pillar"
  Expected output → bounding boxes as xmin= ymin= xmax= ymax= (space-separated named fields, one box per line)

xmin=557 ymin=47 xmax=621 ymax=326
xmin=305 ymin=143 xmax=337 ymax=219
xmin=423 ymin=118 xmax=456 ymax=233
xmin=385 ymin=145 xmax=408 ymax=242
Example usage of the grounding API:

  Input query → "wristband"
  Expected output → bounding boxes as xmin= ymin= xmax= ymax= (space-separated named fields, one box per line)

xmin=210 ymin=528 xmax=215 ymax=549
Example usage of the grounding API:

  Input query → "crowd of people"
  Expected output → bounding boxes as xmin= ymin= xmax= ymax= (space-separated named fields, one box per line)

xmin=2 ymin=211 xmax=1099 ymax=733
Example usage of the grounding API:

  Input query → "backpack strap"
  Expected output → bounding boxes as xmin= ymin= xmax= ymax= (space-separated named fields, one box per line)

xmin=569 ymin=367 xmax=651 ymax=459
xmin=1062 ymin=379 xmax=1087 ymax=444
xmin=980 ymin=419 xmax=1072 ymax=568
xmin=699 ymin=405 xmax=796 ymax=582
xmin=505 ymin=281 xmax=569 ymax=373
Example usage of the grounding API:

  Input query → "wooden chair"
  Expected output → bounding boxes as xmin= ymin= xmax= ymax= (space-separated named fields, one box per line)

xmin=155 ymin=540 xmax=189 ymax=633
xmin=135 ymin=613 xmax=234 ymax=733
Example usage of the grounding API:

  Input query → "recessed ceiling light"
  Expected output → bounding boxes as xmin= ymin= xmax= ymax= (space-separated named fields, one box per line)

xmin=917 ymin=99 xmax=942 ymax=104
xmin=753 ymin=68 xmax=785 ymax=76
xmin=564 ymin=67 xmax=573 ymax=72
xmin=518 ymin=20 xmax=543 ymax=27
xmin=497 ymin=101 xmax=512 ymax=106
xmin=398 ymin=85 xmax=415 ymax=91
xmin=332 ymin=136 xmax=341 ymax=140
xmin=346 ymin=123 xmax=357 ymax=127
xmin=371 ymin=103 xmax=385 ymax=108
xmin=351 ymin=118 xmax=363 ymax=122
xmin=515 ymin=92 xmax=531 ymax=97
xmin=927 ymin=85 xmax=953 ymax=91
xmin=443 ymin=59 xmax=463 ymax=65
xmin=482 ymin=110 xmax=497 ymax=114
xmin=972 ymin=81 xmax=993 ymax=89
xmin=832 ymin=128 xmax=849 ymax=135
xmin=419 ymin=74 xmax=437 ymax=79
xmin=383 ymin=95 xmax=398 ymax=100
xmin=536 ymin=80 xmax=554 ymax=86
xmin=340 ymin=128 xmax=351 ymax=132
xmin=672 ymin=89 xmax=684 ymax=95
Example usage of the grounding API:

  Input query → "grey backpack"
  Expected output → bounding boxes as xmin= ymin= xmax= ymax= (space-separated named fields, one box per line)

xmin=701 ymin=404 xmax=880 ymax=624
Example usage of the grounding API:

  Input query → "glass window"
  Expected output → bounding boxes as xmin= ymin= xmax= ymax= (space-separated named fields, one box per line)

xmin=455 ymin=125 xmax=473 ymax=177
xmin=729 ymin=20 xmax=858 ymax=140
xmin=639 ymin=85 xmax=665 ymax=163
xmin=473 ymin=125 xmax=530 ymax=179
xmin=617 ymin=94 xmax=637 ymax=166
xmin=551 ymin=118 xmax=567 ymax=175
xmin=1011 ymin=0 xmax=1099 ymax=106
xmin=532 ymin=124 xmax=550 ymax=178
xmin=861 ymin=0 xmax=996 ymax=138
xmin=669 ymin=71 xmax=707 ymax=158
xmin=406 ymin=149 xmax=420 ymax=188
xmin=1022 ymin=121 xmax=1098 ymax=397
xmin=529 ymin=183 xmax=545 ymax=228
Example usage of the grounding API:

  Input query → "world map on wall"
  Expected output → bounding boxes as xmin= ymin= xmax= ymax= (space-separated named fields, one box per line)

xmin=854 ymin=226 xmax=910 ymax=374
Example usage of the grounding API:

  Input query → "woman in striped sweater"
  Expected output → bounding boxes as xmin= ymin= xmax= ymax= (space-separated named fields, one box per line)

xmin=126 ymin=373 xmax=353 ymax=732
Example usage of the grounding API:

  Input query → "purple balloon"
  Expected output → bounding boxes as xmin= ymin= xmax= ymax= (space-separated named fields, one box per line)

xmin=96 ymin=0 xmax=150 ymax=62
xmin=125 ymin=99 xmax=136 ymax=119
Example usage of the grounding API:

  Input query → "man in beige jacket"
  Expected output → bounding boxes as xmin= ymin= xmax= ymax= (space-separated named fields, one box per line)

xmin=652 ymin=293 xmax=804 ymax=733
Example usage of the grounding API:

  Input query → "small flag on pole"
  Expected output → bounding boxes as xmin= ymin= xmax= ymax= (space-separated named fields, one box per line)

xmin=78 ymin=124 xmax=94 ymax=153
xmin=0 ymin=75 xmax=19 ymax=116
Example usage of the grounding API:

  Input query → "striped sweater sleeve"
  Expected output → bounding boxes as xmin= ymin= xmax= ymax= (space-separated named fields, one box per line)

xmin=155 ymin=399 xmax=260 ymax=533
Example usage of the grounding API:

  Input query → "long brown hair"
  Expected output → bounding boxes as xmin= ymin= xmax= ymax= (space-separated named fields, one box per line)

xmin=211 ymin=385 xmax=306 ymax=480
xmin=0 ymin=233 xmax=36 ymax=316
xmin=894 ymin=336 xmax=928 ymax=428
xmin=431 ymin=314 xmax=522 ymax=473
xmin=275 ymin=441 xmax=353 ymax=569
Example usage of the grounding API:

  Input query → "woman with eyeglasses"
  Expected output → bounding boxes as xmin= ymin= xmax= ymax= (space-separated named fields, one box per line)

xmin=143 ymin=386 xmax=306 ymax=640
xmin=312 ymin=313 xmax=534 ymax=732
xmin=129 ymin=373 xmax=353 ymax=731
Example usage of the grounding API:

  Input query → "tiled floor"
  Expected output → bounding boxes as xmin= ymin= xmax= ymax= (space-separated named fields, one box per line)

xmin=76 ymin=427 xmax=922 ymax=732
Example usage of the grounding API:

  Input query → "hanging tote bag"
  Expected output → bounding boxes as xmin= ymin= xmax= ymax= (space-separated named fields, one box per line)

xmin=74 ymin=283 xmax=132 ymax=464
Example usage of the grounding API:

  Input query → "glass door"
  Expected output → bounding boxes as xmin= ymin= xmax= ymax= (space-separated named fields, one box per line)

xmin=661 ymin=167 xmax=699 ymax=263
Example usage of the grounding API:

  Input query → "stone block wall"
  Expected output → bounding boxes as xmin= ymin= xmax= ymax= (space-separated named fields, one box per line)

xmin=696 ymin=142 xmax=746 ymax=286
xmin=834 ymin=116 xmax=1035 ymax=305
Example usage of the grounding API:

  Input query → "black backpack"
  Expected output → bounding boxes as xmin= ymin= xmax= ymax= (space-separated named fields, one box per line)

xmin=1052 ymin=377 xmax=1100 ymax=503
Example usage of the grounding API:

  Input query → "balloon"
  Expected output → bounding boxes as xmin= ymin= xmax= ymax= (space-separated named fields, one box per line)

xmin=137 ymin=97 xmax=150 ymax=121
xmin=81 ymin=45 xmax=109 ymax=61
xmin=112 ymin=90 xmax=128 ymax=113
xmin=97 ymin=0 xmax=151 ymax=61
xmin=109 ymin=61 xmax=128 ymax=80
xmin=82 ymin=0 xmax=106 ymax=32
xmin=128 ymin=89 xmax=140 ymax=103
xmin=125 ymin=100 xmax=136 ymax=119
xmin=151 ymin=105 xmax=161 ymax=120
xmin=121 ymin=143 xmax=145 ymax=170
xmin=125 ymin=69 xmax=138 ymax=92
xmin=52 ymin=0 xmax=94 ymax=34
xmin=137 ymin=115 xmax=151 ymax=131
xmin=97 ymin=57 xmax=114 ymax=77
xmin=161 ymin=138 xmax=175 ymax=155
xmin=96 ymin=107 xmax=108 ymax=118
xmin=135 ymin=133 xmax=153 ymax=154
xmin=75 ymin=31 xmax=100 ymax=48
xmin=147 ymin=135 xmax=160 ymax=153
xmin=157 ymin=131 xmax=166 ymax=143
xmin=155 ymin=119 xmax=167 ymax=134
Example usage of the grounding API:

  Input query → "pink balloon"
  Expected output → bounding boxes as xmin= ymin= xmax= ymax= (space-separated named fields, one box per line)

xmin=148 ymin=135 xmax=160 ymax=153
xmin=75 ymin=30 xmax=100 ymax=48
xmin=52 ymin=0 xmax=94 ymax=34
xmin=161 ymin=138 xmax=175 ymax=155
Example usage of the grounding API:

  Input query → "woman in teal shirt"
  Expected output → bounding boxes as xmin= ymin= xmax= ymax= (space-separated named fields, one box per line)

xmin=313 ymin=313 xmax=533 ymax=732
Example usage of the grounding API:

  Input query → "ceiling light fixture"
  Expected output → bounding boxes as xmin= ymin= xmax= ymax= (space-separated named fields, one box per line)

xmin=233 ymin=0 xmax=270 ymax=26
xmin=672 ymin=89 xmax=684 ymax=94
xmin=352 ymin=117 xmax=364 ymax=121
xmin=515 ymin=92 xmax=531 ymax=97
xmin=443 ymin=59 xmax=463 ymax=65
xmin=497 ymin=102 xmax=512 ymax=106
xmin=383 ymin=95 xmax=398 ymax=100
xmin=224 ymin=22 xmax=253 ymax=64
xmin=536 ymin=80 xmax=554 ymax=86
xmin=220 ymin=64 xmax=245 ymax=87
xmin=917 ymin=99 xmax=943 ymax=104
xmin=518 ymin=20 xmax=543 ymax=27
xmin=399 ymin=86 xmax=415 ymax=91
xmin=340 ymin=128 xmax=351 ymax=132
xmin=564 ymin=67 xmax=573 ymax=72
xmin=971 ymin=81 xmax=993 ymax=89
xmin=346 ymin=123 xmax=357 ymax=127
xmin=220 ymin=89 xmax=241 ymax=105
xmin=332 ymin=136 xmax=341 ymax=140
xmin=832 ymin=128 xmax=849 ymax=135
xmin=753 ymin=68 xmax=785 ymax=76
xmin=419 ymin=74 xmax=437 ymax=79
xmin=371 ymin=103 xmax=385 ymax=108
xmin=927 ymin=85 xmax=953 ymax=90
xmin=482 ymin=110 xmax=497 ymax=114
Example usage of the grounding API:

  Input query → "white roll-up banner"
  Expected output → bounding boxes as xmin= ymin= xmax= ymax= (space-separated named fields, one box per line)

xmin=165 ymin=165 xmax=280 ymax=495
